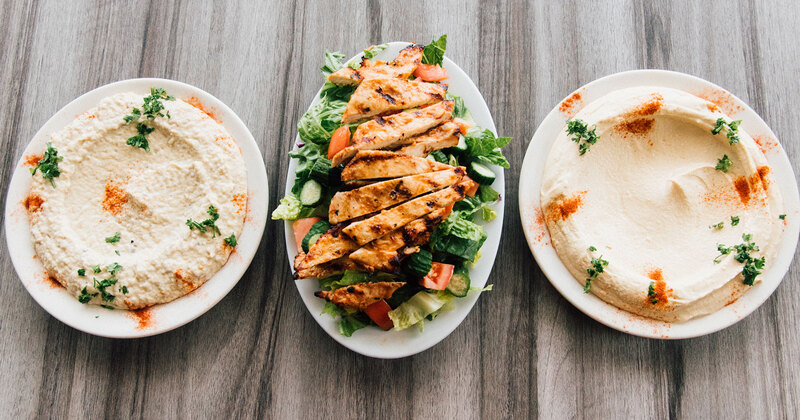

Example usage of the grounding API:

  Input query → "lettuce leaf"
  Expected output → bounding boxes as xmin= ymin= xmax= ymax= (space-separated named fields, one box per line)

xmin=363 ymin=44 xmax=388 ymax=59
xmin=320 ymin=50 xmax=346 ymax=77
xmin=464 ymin=129 xmax=511 ymax=168
xmin=271 ymin=194 xmax=303 ymax=220
xmin=320 ymin=301 xmax=369 ymax=337
xmin=319 ymin=270 xmax=370 ymax=291
xmin=297 ymin=96 xmax=348 ymax=145
xmin=422 ymin=34 xmax=447 ymax=66
xmin=431 ymin=213 xmax=487 ymax=261
xmin=388 ymin=291 xmax=453 ymax=331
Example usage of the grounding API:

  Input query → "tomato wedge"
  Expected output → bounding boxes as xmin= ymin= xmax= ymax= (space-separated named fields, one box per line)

xmin=420 ymin=262 xmax=455 ymax=290
xmin=364 ymin=299 xmax=394 ymax=330
xmin=292 ymin=217 xmax=322 ymax=251
xmin=413 ymin=63 xmax=449 ymax=82
xmin=464 ymin=179 xmax=480 ymax=197
xmin=328 ymin=126 xmax=351 ymax=160
xmin=442 ymin=203 xmax=455 ymax=218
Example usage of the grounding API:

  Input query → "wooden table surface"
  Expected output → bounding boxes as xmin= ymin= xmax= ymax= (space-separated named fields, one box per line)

xmin=2 ymin=0 xmax=798 ymax=418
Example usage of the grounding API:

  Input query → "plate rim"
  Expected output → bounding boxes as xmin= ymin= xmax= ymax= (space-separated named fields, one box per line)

xmin=282 ymin=41 xmax=505 ymax=358
xmin=518 ymin=69 xmax=800 ymax=339
xmin=4 ymin=77 xmax=269 ymax=338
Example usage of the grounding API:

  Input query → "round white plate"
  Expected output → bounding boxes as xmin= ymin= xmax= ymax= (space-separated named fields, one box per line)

xmin=4 ymin=78 xmax=269 ymax=338
xmin=519 ymin=69 xmax=800 ymax=339
xmin=283 ymin=42 xmax=504 ymax=358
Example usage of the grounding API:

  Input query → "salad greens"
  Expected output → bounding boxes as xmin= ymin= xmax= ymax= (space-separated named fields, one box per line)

xmin=273 ymin=37 xmax=510 ymax=336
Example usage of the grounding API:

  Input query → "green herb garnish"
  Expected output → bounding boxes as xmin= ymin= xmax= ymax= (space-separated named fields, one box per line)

xmin=224 ymin=233 xmax=237 ymax=247
xmin=77 ymin=268 xmax=86 ymax=276
xmin=731 ymin=216 xmax=740 ymax=226
xmin=105 ymin=231 xmax=121 ymax=243
xmin=588 ymin=246 xmax=597 ymax=252
xmin=710 ymin=221 xmax=724 ymax=230
xmin=566 ymin=119 xmax=600 ymax=155
xmin=779 ymin=214 xmax=786 ymax=220
xmin=711 ymin=118 xmax=742 ymax=145
xmin=421 ymin=34 xmax=447 ymax=66
xmin=126 ymin=123 xmax=154 ymax=151
xmin=78 ymin=286 xmax=97 ymax=304
xmin=106 ymin=262 xmax=123 ymax=276
xmin=123 ymin=88 xmax=174 ymax=152
xmin=94 ymin=277 xmax=118 ymax=302
xmin=186 ymin=205 xmax=222 ymax=237
xmin=584 ymin=248 xmax=609 ymax=293
xmin=647 ymin=282 xmax=658 ymax=304
xmin=715 ymin=233 xmax=765 ymax=285
xmin=121 ymin=286 xmax=128 ymax=294
xmin=101 ymin=305 xmax=115 ymax=310
xmin=715 ymin=154 xmax=732 ymax=172
xmin=89 ymin=264 xmax=101 ymax=274
xmin=30 ymin=142 xmax=62 ymax=188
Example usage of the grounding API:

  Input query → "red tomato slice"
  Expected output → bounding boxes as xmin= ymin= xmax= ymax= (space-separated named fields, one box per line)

xmin=413 ymin=63 xmax=449 ymax=82
xmin=328 ymin=126 xmax=351 ymax=160
xmin=364 ymin=299 xmax=394 ymax=330
xmin=292 ymin=217 xmax=322 ymax=251
xmin=442 ymin=203 xmax=455 ymax=218
xmin=420 ymin=262 xmax=455 ymax=290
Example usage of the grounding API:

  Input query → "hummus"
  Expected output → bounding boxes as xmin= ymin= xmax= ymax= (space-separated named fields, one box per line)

xmin=26 ymin=92 xmax=247 ymax=309
xmin=541 ymin=87 xmax=784 ymax=322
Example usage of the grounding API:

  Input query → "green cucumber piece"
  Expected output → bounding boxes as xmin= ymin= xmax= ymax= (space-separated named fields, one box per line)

xmin=310 ymin=159 xmax=332 ymax=183
xmin=452 ymin=136 xmax=468 ymax=155
xmin=302 ymin=220 xmax=331 ymax=252
xmin=446 ymin=267 xmax=471 ymax=297
xmin=299 ymin=179 xmax=323 ymax=206
xmin=467 ymin=161 xmax=496 ymax=185
xmin=404 ymin=249 xmax=433 ymax=278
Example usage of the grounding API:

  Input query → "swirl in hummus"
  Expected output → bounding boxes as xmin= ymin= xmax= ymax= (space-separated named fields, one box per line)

xmin=541 ymin=86 xmax=784 ymax=322
xmin=26 ymin=91 xmax=247 ymax=309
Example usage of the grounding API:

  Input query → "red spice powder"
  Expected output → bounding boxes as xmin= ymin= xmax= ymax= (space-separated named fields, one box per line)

xmin=558 ymin=91 xmax=583 ymax=116
xmin=646 ymin=268 xmax=671 ymax=306
xmin=128 ymin=308 xmax=153 ymax=329
xmin=174 ymin=269 xmax=196 ymax=292
xmin=102 ymin=180 xmax=129 ymax=215
xmin=546 ymin=192 xmax=585 ymax=222
xmin=616 ymin=118 xmax=654 ymax=135
xmin=695 ymin=89 xmax=744 ymax=116
xmin=629 ymin=93 xmax=664 ymax=116
xmin=23 ymin=154 xmax=43 ymax=167
xmin=733 ymin=177 xmax=751 ymax=204
xmin=185 ymin=97 xmax=222 ymax=123
xmin=528 ymin=206 xmax=550 ymax=246
xmin=706 ymin=103 xmax=720 ymax=112
xmin=24 ymin=194 xmax=44 ymax=213
xmin=756 ymin=166 xmax=770 ymax=191
xmin=232 ymin=193 xmax=247 ymax=214
xmin=44 ymin=274 xmax=63 ymax=289
xmin=752 ymin=135 xmax=778 ymax=155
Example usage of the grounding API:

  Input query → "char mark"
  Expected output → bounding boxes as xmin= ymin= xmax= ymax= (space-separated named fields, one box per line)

xmin=376 ymin=88 xmax=396 ymax=105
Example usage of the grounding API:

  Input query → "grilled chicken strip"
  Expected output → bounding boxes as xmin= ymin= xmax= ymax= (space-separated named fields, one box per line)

xmin=296 ymin=224 xmax=360 ymax=271
xmin=349 ymin=207 xmax=450 ymax=272
xmin=342 ymin=180 xmax=474 ymax=245
xmin=331 ymin=100 xmax=454 ymax=166
xmin=327 ymin=45 xmax=423 ymax=86
xmin=341 ymin=151 xmax=452 ymax=181
xmin=329 ymin=167 xmax=465 ymax=224
xmin=295 ymin=257 xmax=361 ymax=280
xmin=341 ymin=78 xmax=447 ymax=123
xmin=395 ymin=121 xmax=462 ymax=157
xmin=314 ymin=281 xmax=406 ymax=310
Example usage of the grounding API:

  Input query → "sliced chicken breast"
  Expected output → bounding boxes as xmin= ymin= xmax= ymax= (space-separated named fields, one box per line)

xmin=331 ymin=100 xmax=454 ymax=166
xmin=314 ymin=282 xmax=406 ymax=310
xmin=341 ymin=78 xmax=447 ymax=123
xmin=295 ymin=257 xmax=360 ymax=280
xmin=395 ymin=121 xmax=462 ymax=157
xmin=340 ymin=151 xmax=452 ymax=181
xmin=327 ymin=45 xmax=423 ymax=86
xmin=328 ymin=167 xmax=465 ymax=224
xmin=296 ymin=225 xmax=360 ymax=270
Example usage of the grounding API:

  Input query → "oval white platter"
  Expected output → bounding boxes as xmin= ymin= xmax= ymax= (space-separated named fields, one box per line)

xmin=4 ymin=78 xmax=269 ymax=338
xmin=519 ymin=69 xmax=800 ymax=339
xmin=283 ymin=42 xmax=504 ymax=358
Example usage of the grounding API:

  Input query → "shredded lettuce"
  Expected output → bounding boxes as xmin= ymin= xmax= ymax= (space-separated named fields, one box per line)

xmin=320 ymin=50 xmax=346 ymax=77
xmin=388 ymin=291 xmax=453 ymax=331
xmin=470 ymin=284 xmax=493 ymax=292
xmin=319 ymin=270 xmax=369 ymax=291
xmin=363 ymin=43 xmax=388 ymax=59
xmin=271 ymin=194 xmax=303 ymax=220
xmin=422 ymin=34 xmax=447 ymax=66
xmin=297 ymin=96 xmax=348 ymax=145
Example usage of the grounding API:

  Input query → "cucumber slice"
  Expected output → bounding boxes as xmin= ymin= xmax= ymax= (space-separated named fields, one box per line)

xmin=452 ymin=136 xmax=468 ymax=155
xmin=446 ymin=267 xmax=471 ymax=297
xmin=299 ymin=179 xmax=323 ymax=206
xmin=301 ymin=220 xmax=330 ymax=252
xmin=467 ymin=161 xmax=496 ymax=185
xmin=310 ymin=159 xmax=332 ymax=183
xmin=404 ymin=249 xmax=433 ymax=278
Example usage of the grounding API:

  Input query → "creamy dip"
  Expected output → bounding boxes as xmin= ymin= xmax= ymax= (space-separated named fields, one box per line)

xmin=541 ymin=87 xmax=784 ymax=322
xmin=26 ymin=92 xmax=247 ymax=309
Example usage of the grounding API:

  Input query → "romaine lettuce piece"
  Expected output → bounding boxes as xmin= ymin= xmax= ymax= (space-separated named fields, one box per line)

xmin=388 ymin=291 xmax=453 ymax=331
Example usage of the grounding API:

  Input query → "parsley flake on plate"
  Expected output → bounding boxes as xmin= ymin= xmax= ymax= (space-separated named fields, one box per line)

xmin=715 ymin=154 xmax=732 ymax=172
xmin=105 ymin=231 xmax=121 ymax=243
xmin=584 ymin=247 xmax=609 ymax=293
xmin=187 ymin=205 xmax=222 ymax=237
xmin=566 ymin=119 xmax=600 ymax=155
xmin=711 ymin=118 xmax=742 ymax=145
xmin=224 ymin=233 xmax=237 ymax=247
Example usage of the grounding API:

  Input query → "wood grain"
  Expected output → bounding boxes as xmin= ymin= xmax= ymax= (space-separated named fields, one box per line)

xmin=0 ymin=0 xmax=798 ymax=418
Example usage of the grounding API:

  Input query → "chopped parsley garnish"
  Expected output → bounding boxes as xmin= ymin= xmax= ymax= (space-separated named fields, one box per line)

xmin=77 ymin=268 xmax=86 ymax=276
xmin=421 ymin=34 xmax=447 ymax=66
xmin=89 ymin=264 xmax=101 ymax=274
xmin=105 ymin=231 xmax=121 ymax=243
xmin=363 ymin=44 xmax=388 ymax=59
xmin=584 ymin=248 xmax=609 ymax=293
xmin=121 ymin=286 xmax=129 ymax=295
xmin=714 ymin=233 xmax=765 ymax=286
xmin=114 ymin=250 xmax=120 ymax=256
xmin=123 ymin=88 xmax=174 ymax=152
xmin=715 ymin=154 xmax=732 ymax=172
xmin=731 ymin=216 xmax=740 ymax=226
xmin=224 ymin=233 xmax=237 ymax=247
xmin=647 ymin=282 xmax=658 ymax=304
xmin=106 ymin=262 xmax=123 ymax=276
xmin=588 ymin=246 xmax=597 ymax=252
xmin=186 ymin=205 xmax=222 ymax=237
xmin=711 ymin=118 xmax=742 ymax=145
xmin=30 ymin=142 xmax=62 ymax=188
xmin=78 ymin=286 xmax=97 ymax=304
xmin=779 ymin=214 xmax=786 ymax=220
xmin=709 ymin=221 xmax=724 ymax=230
xmin=566 ymin=119 xmax=600 ymax=155
xmin=101 ymin=305 xmax=115 ymax=310
xmin=94 ymin=277 xmax=118 ymax=302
